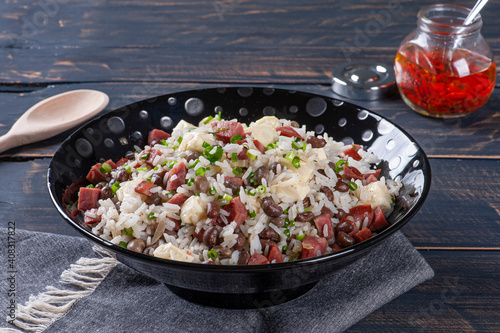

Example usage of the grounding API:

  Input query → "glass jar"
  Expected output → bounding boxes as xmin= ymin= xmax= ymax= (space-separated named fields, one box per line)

xmin=395 ymin=4 xmax=496 ymax=118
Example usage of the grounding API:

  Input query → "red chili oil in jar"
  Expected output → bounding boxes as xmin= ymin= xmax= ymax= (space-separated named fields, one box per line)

xmin=394 ymin=4 xmax=496 ymax=118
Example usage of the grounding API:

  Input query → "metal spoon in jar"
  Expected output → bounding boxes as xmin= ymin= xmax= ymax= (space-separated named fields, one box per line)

xmin=0 ymin=89 xmax=109 ymax=154
xmin=464 ymin=0 xmax=489 ymax=25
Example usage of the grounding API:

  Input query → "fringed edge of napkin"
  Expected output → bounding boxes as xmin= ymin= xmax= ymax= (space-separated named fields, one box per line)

xmin=10 ymin=247 xmax=118 ymax=333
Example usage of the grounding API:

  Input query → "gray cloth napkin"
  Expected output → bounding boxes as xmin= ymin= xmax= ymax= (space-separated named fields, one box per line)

xmin=0 ymin=227 xmax=433 ymax=333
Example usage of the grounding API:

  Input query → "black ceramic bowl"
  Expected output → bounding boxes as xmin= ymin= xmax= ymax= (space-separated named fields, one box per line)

xmin=48 ymin=87 xmax=431 ymax=308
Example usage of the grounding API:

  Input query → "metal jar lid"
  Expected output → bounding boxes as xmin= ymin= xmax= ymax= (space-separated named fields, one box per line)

xmin=331 ymin=62 xmax=396 ymax=100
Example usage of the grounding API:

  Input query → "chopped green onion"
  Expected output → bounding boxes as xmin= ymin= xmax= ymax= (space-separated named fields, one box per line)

xmin=203 ymin=115 xmax=214 ymax=124
xmin=168 ymin=190 xmax=175 ymax=195
xmin=136 ymin=167 xmax=148 ymax=171
xmin=296 ymin=233 xmax=306 ymax=241
xmin=163 ymin=161 xmax=177 ymax=169
xmin=302 ymin=142 xmax=306 ymax=150
xmin=125 ymin=166 xmax=132 ymax=174
xmin=292 ymin=156 xmax=301 ymax=168
xmin=248 ymin=172 xmax=255 ymax=180
xmin=246 ymin=188 xmax=256 ymax=196
xmin=232 ymin=166 xmax=243 ymax=176
xmin=146 ymin=177 xmax=152 ymax=182
xmin=202 ymin=141 xmax=212 ymax=149
xmin=160 ymin=139 xmax=168 ymax=146
xmin=188 ymin=159 xmax=200 ymax=169
xmin=352 ymin=144 xmax=358 ymax=151
xmin=348 ymin=181 xmax=358 ymax=191
xmin=208 ymin=249 xmax=218 ymax=261
xmin=86 ymin=184 xmax=95 ymax=188
xmin=222 ymin=194 xmax=233 ymax=201
xmin=196 ymin=167 xmax=206 ymax=176
xmin=119 ymin=241 xmax=128 ymax=248
xmin=100 ymin=162 xmax=112 ymax=173
xmin=283 ymin=229 xmax=291 ymax=237
xmin=334 ymin=159 xmax=348 ymax=173
xmin=283 ymin=208 xmax=288 ymax=214
xmin=177 ymin=136 xmax=183 ymax=145
xmin=256 ymin=185 xmax=266 ymax=194
xmin=123 ymin=227 xmax=133 ymax=236
xmin=204 ymin=145 xmax=223 ymax=164
xmin=282 ymin=244 xmax=289 ymax=251
xmin=246 ymin=151 xmax=257 ymax=160
xmin=230 ymin=134 xmax=243 ymax=143
xmin=391 ymin=195 xmax=396 ymax=203
xmin=249 ymin=210 xmax=256 ymax=218
xmin=231 ymin=153 xmax=238 ymax=162
xmin=284 ymin=151 xmax=295 ymax=162
xmin=147 ymin=212 xmax=156 ymax=220
xmin=141 ymin=152 xmax=150 ymax=160
xmin=154 ymin=166 xmax=159 ymax=171
xmin=291 ymin=253 xmax=300 ymax=261
xmin=266 ymin=143 xmax=277 ymax=150
xmin=291 ymin=141 xmax=302 ymax=150
xmin=303 ymin=207 xmax=312 ymax=212
xmin=111 ymin=182 xmax=121 ymax=195
xmin=209 ymin=186 xmax=217 ymax=196
xmin=186 ymin=178 xmax=195 ymax=186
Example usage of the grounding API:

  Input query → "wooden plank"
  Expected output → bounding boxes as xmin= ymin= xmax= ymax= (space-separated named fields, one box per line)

xmin=1 ymin=82 xmax=499 ymax=158
xmin=0 ymin=0 xmax=498 ymax=84
xmin=348 ymin=250 xmax=500 ymax=332
xmin=2 ymin=158 xmax=499 ymax=247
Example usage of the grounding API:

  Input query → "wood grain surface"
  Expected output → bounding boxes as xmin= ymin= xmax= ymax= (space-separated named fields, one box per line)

xmin=0 ymin=0 xmax=499 ymax=332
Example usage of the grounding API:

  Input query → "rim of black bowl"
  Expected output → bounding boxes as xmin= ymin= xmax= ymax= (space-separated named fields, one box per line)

xmin=47 ymin=86 xmax=432 ymax=273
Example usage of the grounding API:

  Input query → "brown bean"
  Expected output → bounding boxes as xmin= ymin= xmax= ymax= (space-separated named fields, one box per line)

xmin=233 ymin=232 xmax=246 ymax=251
xmin=255 ymin=166 xmax=271 ymax=186
xmin=306 ymin=136 xmax=326 ymax=148
xmin=335 ymin=181 xmax=350 ymax=193
xmin=238 ymin=251 xmax=251 ymax=265
xmin=259 ymin=227 xmax=281 ymax=242
xmin=320 ymin=186 xmax=334 ymax=202
xmin=336 ymin=221 xmax=354 ymax=233
xmin=195 ymin=175 xmax=209 ymax=193
xmin=328 ymin=162 xmax=336 ymax=170
xmin=317 ymin=169 xmax=327 ymax=177
xmin=213 ymin=245 xmax=232 ymax=259
xmin=115 ymin=169 xmax=129 ymax=183
xmin=321 ymin=206 xmax=334 ymax=217
xmin=271 ymin=162 xmax=283 ymax=174
xmin=203 ymin=226 xmax=219 ymax=247
xmin=143 ymin=244 xmax=158 ymax=256
xmin=295 ymin=211 xmax=315 ymax=222
xmin=270 ymin=216 xmax=285 ymax=228
xmin=207 ymin=202 xmax=220 ymax=218
xmin=334 ymin=209 xmax=348 ymax=220
xmin=127 ymin=238 xmax=146 ymax=253
xmin=145 ymin=193 xmax=162 ymax=205
xmin=290 ymin=120 xmax=300 ymax=128
xmin=224 ymin=179 xmax=240 ymax=195
xmin=303 ymin=197 xmax=311 ymax=208
xmin=186 ymin=151 xmax=200 ymax=162
xmin=262 ymin=198 xmax=283 ymax=217
xmin=101 ymin=186 xmax=113 ymax=200
xmin=336 ymin=231 xmax=355 ymax=248
xmin=260 ymin=239 xmax=276 ymax=249
xmin=151 ymin=173 xmax=163 ymax=186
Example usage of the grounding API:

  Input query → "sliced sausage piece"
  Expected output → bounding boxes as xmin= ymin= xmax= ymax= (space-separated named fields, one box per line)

xmin=237 ymin=146 xmax=249 ymax=160
xmin=248 ymin=252 xmax=269 ymax=265
xmin=342 ymin=147 xmax=362 ymax=161
xmin=353 ymin=228 xmax=374 ymax=243
xmin=115 ymin=157 xmax=129 ymax=167
xmin=166 ymin=162 xmax=187 ymax=191
xmin=225 ymin=176 xmax=243 ymax=186
xmin=299 ymin=236 xmax=328 ymax=259
xmin=313 ymin=214 xmax=334 ymax=239
xmin=253 ymin=139 xmax=266 ymax=154
xmin=84 ymin=208 xmax=101 ymax=224
xmin=141 ymin=149 xmax=163 ymax=166
xmin=348 ymin=204 xmax=374 ymax=226
xmin=167 ymin=193 xmax=189 ymax=206
xmin=148 ymin=129 xmax=170 ymax=145
xmin=224 ymin=196 xmax=248 ymax=228
xmin=369 ymin=206 xmax=389 ymax=231
xmin=86 ymin=163 xmax=107 ymax=184
xmin=343 ymin=164 xmax=364 ymax=180
xmin=268 ymin=243 xmax=283 ymax=263
xmin=276 ymin=126 xmax=303 ymax=139
xmin=134 ymin=181 xmax=155 ymax=196
xmin=78 ymin=187 xmax=101 ymax=210
xmin=211 ymin=121 xmax=245 ymax=143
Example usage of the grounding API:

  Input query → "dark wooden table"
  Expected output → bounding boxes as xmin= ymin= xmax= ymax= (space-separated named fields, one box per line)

xmin=1 ymin=0 xmax=499 ymax=331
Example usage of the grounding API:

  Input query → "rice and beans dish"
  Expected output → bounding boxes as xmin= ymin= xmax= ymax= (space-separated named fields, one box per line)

xmin=74 ymin=116 xmax=401 ymax=265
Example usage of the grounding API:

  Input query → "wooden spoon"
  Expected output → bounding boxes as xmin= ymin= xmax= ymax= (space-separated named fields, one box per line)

xmin=0 ymin=89 xmax=109 ymax=154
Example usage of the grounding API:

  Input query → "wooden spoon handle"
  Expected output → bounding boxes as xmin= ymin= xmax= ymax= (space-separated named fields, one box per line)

xmin=0 ymin=133 xmax=18 ymax=154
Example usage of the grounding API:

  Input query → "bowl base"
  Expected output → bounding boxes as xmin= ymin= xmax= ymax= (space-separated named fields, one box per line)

xmin=166 ymin=282 xmax=318 ymax=309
